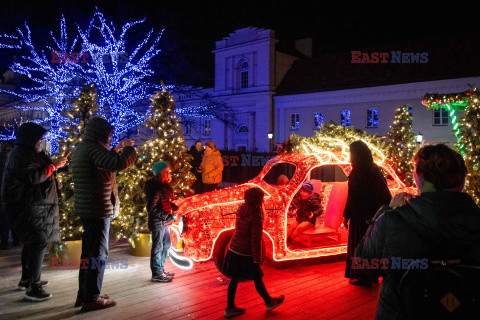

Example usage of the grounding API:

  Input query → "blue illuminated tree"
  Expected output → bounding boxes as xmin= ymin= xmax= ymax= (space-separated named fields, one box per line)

xmin=77 ymin=11 xmax=165 ymax=144
xmin=0 ymin=16 xmax=83 ymax=152
xmin=0 ymin=9 xmax=166 ymax=149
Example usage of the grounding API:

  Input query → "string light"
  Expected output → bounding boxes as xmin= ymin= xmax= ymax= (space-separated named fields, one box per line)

xmin=423 ymin=89 xmax=480 ymax=205
xmin=0 ymin=16 xmax=83 ymax=152
xmin=77 ymin=9 xmax=165 ymax=145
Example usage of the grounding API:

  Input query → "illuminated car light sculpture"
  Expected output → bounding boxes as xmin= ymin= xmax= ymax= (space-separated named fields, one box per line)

xmin=169 ymin=140 xmax=414 ymax=272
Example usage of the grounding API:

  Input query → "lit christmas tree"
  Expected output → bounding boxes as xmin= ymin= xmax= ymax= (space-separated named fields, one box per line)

xmin=112 ymin=87 xmax=195 ymax=242
xmin=57 ymin=84 xmax=100 ymax=240
xmin=386 ymin=106 xmax=416 ymax=187
xmin=423 ymin=89 xmax=480 ymax=205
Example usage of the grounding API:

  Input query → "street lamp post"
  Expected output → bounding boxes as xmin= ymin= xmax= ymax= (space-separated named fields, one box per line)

xmin=416 ymin=132 xmax=423 ymax=145
xmin=268 ymin=132 xmax=273 ymax=153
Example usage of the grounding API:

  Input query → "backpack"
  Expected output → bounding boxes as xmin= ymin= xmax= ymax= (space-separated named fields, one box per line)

xmin=398 ymin=258 xmax=480 ymax=319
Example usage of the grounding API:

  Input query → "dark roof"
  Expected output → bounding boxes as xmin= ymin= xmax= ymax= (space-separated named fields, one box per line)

xmin=276 ymin=39 xmax=480 ymax=95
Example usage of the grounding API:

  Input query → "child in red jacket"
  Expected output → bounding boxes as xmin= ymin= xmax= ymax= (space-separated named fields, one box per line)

xmin=222 ymin=187 xmax=284 ymax=318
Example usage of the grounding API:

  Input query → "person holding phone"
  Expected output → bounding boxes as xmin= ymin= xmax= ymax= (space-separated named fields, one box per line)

xmin=72 ymin=117 xmax=137 ymax=312
xmin=2 ymin=123 xmax=68 ymax=301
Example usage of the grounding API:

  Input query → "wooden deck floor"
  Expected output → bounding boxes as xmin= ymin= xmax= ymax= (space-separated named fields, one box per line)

xmin=0 ymin=239 xmax=379 ymax=320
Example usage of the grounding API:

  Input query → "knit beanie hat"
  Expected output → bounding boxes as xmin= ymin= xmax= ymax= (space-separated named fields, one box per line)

xmin=152 ymin=161 xmax=169 ymax=176
xmin=300 ymin=181 xmax=314 ymax=194
xmin=244 ymin=187 xmax=264 ymax=206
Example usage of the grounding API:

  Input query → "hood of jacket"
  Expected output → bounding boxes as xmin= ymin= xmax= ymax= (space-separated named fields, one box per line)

xmin=205 ymin=149 xmax=221 ymax=158
xmin=15 ymin=122 xmax=47 ymax=148
xmin=83 ymin=117 xmax=114 ymax=145
xmin=398 ymin=191 xmax=480 ymax=256
xmin=237 ymin=203 xmax=262 ymax=219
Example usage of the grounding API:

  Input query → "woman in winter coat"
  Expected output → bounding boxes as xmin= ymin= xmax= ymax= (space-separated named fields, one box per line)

xmin=356 ymin=144 xmax=480 ymax=319
xmin=343 ymin=140 xmax=391 ymax=287
xmin=199 ymin=141 xmax=223 ymax=193
xmin=222 ymin=187 xmax=284 ymax=318
xmin=2 ymin=122 xmax=67 ymax=301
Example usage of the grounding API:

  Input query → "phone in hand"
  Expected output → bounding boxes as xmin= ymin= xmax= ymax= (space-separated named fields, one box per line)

xmin=64 ymin=150 xmax=71 ymax=158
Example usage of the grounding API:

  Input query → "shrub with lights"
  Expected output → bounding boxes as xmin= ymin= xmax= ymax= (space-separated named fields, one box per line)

xmin=423 ymin=88 xmax=480 ymax=205
xmin=111 ymin=87 xmax=195 ymax=243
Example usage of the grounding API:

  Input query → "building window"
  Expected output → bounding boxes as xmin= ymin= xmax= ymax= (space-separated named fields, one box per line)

xmin=240 ymin=61 xmax=249 ymax=89
xmin=290 ymin=113 xmax=300 ymax=131
xmin=184 ymin=122 xmax=191 ymax=135
xmin=366 ymin=108 xmax=379 ymax=127
xmin=433 ymin=108 xmax=448 ymax=125
xmin=238 ymin=125 xmax=248 ymax=133
xmin=313 ymin=112 xmax=323 ymax=129
xmin=340 ymin=110 xmax=351 ymax=127
xmin=204 ymin=119 xmax=211 ymax=135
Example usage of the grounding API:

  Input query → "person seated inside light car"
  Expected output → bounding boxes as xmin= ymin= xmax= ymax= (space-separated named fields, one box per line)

xmin=287 ymin=181 xmax=323 ymax=242
xmin=276 ymin=174 xmax=289 ymax=186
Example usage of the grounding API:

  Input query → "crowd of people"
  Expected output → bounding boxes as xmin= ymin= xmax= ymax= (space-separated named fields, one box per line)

xmin=0 ymin=117 xmax=479 ymax=318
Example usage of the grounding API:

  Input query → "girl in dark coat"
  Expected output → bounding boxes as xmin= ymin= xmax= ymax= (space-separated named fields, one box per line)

xmin=2 ymin=122 xmax=67 ymax=301
xmin=343 ymin=140 xmax=391 ymax=287
xmin=222 ymin=187 xmax=284 ymax=318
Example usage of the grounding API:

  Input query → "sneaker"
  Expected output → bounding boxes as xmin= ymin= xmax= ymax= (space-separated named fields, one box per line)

xmin=164 ymin=270 xmax=175 ymax=277
xmin=24 ymin=287 xmax=52 ymax=302
xmin=151 ymin=273 xmax=173 ymax=283
xmin=80 ymin=296 xmax=117 ymax=312
xmin=18 ymin=280 xmax=49 ymax=291
xmin=224 ymin=306 xmax=246 ymax=318
xmin=74 ymin=293 xmax=110 ymax=308
xmin=266 ymin=295 xmax=285 ymax=311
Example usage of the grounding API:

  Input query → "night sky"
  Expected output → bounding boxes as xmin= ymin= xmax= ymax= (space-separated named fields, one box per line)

xmin=1 ymin=1 xmax=479 ymax=87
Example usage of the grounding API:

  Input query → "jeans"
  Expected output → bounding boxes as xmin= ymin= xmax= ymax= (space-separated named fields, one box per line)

xmin=78 ymin=218 xmax=110 ymax=303
xmin=21 ymin=241 xmax=48 ymax=286
xmin=150 ymin=226 xmax=171 ymax=276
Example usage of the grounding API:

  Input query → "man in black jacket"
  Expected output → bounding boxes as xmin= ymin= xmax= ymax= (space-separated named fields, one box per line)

xmin=187 ymin=141 xmax=204 ymax=194
xmin=145 ymin=161 xmax=177 ymax=282
xmin=2 ymin=123 xmax=67 ymax=301
xmin=72 ymin=117 xmax=137 ymax=312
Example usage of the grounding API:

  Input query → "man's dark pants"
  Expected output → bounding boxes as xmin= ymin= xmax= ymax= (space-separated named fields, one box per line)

xmin=21 ymin=241 xmax=48 ymax=285
xmin=150 ymin=226 xmax=171 ymax=276
xmin=78 ymin=218 xmax=110 ymax=303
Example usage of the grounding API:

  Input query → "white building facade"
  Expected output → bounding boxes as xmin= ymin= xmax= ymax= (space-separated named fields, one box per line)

xmin=178 ymin=27 xmax=480 ymax=151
